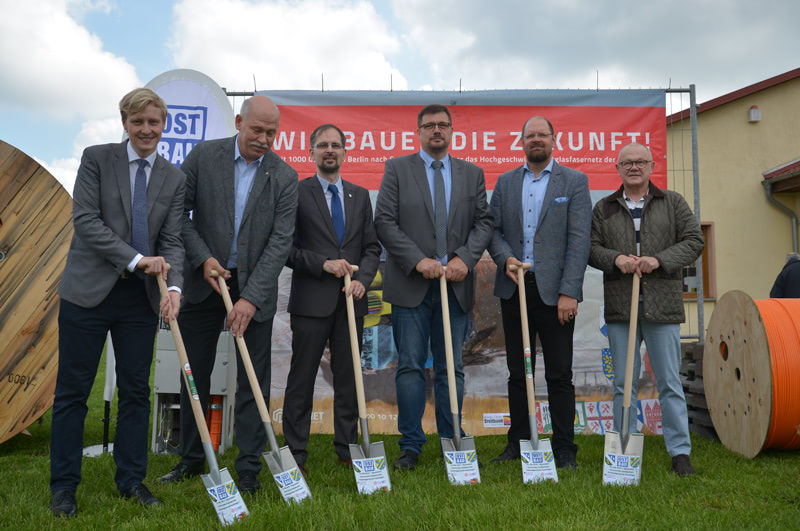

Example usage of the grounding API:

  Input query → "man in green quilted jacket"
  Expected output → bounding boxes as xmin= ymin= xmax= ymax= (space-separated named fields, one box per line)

xmin=589 ymin=142 xmax=704 ymax=476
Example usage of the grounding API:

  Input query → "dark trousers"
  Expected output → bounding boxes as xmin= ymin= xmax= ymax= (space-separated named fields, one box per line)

xmin=500 ymin=274 xmax=577 ymax=457
xmin=283 ymin=293 xmax=360 ymax=465
xmin=176 ymin=270 xmax=273 ymax=475
xmin=50 ymin=277 xmax=158 ymax=493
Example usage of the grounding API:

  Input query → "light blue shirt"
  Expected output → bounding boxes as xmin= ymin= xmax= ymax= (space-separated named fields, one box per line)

xmin=228 ymin=136 xmax=262 ymax=269
xmin=316 ymin=173 xmax=346 ymax=226
xmin=419 ymin=149 xmax=451 ymax=264
xmin=522 ymin=159 xmax=554 ymax=268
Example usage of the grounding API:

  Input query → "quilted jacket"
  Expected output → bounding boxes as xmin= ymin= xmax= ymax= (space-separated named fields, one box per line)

xmin=589 ymin=183 xmax=704 ymax=323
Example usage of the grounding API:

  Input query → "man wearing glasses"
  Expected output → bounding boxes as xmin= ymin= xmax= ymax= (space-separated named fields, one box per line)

xmin=282 ymin=124 xmax=380 ymax=475
xmin=488 ymin=116 xmax=591 ymax=471
xmin=589 ymin=142 xmax=703 ymax=476
xmin=375 ymin=104 xmax=493 ymax=470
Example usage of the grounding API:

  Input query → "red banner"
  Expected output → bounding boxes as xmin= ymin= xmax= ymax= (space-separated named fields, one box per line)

xmin=262 ymin=92 xmax=667 ymax=191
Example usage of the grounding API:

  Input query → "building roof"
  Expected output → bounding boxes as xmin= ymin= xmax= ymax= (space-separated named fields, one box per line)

xmin=666 ymin=67 xmax=800 ymax=125
xmin=763 ymin=157 xmax=800 ymax=192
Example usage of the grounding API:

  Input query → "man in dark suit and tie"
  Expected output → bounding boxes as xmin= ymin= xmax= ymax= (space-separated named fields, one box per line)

xmin=158 ymin=95 xmax=298 ymax=494
xmin=50 ymin=88 xmax=185 ymax=517
xmin=282 ymin=124 xmax=380 ymax=474
xmin=488 ymin=115 xmax=591 ymax=470
xmin=374 ymin=104 xmax=493 ymax=470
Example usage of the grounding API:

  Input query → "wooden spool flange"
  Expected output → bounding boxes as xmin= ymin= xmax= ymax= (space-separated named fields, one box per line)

xmin=0 ymin=140 xmax=73 ymax=444
xmin=704 ymin=290 xmax=773 ymax=458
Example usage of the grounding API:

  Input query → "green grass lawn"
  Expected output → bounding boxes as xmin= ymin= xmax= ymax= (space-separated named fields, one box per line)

xmin=1 ymin=354 xmax=799 ymax=529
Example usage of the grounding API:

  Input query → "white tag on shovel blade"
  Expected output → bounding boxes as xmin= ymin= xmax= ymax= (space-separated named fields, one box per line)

xmin=203 ymin=468 xmax=249 ymax=525
xmin=602 ymin=431 xmax=644 ymax=486
xmin=520 ymin=439 xmax=558 ymax=483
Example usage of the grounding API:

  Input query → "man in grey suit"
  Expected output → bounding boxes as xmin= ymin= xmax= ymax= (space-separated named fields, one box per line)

xmin=282 ymin=124 xmax=381 ymax=474
xmin=374 ymin=104 xmax=493 ymax=470
xmin=51 ymin=88 xmax=185 ymax=517
xmin=488 ymin=115 xmax=591 ymax=470
xmin=158 ymin=95 xmax=298 ymax=494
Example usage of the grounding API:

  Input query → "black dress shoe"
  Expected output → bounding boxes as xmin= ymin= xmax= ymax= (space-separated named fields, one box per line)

xmin=158 ymin=462 xmax=204 ymax=484
xmin=120 ymin=483 xmax=163 ymax=507
xmin=51 ymin=489 xmax=77 ymax=517
xmin=555 ymin=451 xmax=579 ymax=471
xmin=393 ymin=449 xmax=419 ymax=471
xmin=237 ymin=471 xmax=261 ymax=494
xmin=491 ymin=444 xmax=521 ymax=463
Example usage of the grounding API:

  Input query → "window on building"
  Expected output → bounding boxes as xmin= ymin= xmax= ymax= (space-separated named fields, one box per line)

xmin=683 ymin=222 xmax=716 ymax=300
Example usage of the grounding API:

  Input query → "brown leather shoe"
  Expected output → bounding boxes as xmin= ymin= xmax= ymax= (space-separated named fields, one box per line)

xmin=338 ymin=457 xmax=353 ymax=468
xmin=297 ymin=463 xmax=308 ymax=477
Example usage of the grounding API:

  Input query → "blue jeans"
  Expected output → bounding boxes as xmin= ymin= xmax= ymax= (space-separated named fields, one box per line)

xmin=392 ymin=281 xmax=468 ymax=454
xmin=607 ymin=306 xmax=691 ymax=456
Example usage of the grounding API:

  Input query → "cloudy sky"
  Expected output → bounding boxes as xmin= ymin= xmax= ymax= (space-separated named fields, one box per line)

xmin=1 ymin=0 xmax=798 ymax=192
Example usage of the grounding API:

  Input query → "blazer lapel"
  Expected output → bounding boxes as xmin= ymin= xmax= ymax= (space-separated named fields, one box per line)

xmin=447 ymin=158 xmax=465 ymax=227
xmin=147 ymin=156 xmax=167 ymax=215
xmin=411 ymin=155 xmax=435 ymax=225
xmin=537 ymin=162 xmax=561 ymax=227
xmin=221 ymin=138 xmax=236 ymax=228
xmin=511 ymin=167 xmax=525 ymax=232
xmin=313 ymin=177 xmax=339 ymax=243
xmin=115 ymin=142 xmax=132 ymax=233
xmin=342 ymin=179 xmax=356 ymax=244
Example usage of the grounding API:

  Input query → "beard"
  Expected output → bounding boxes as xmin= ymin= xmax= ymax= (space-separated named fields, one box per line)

xmin=526 ymin=147 xmax=551 ymax=164
xmin=318 ymin=160 xmax=341 ymax=175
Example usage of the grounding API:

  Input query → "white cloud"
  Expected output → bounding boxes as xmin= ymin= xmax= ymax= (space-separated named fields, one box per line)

xmin=169 ymin=0 xmax=408 ymax=91
xmin=0 ymin=0 xmax=139 ymax=120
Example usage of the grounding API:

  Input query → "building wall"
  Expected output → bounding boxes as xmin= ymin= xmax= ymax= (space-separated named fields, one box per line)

xmin=667 ymin=77 xmax=800 ymax=334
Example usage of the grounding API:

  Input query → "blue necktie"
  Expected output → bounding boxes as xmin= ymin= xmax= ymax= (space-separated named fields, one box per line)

xmin=329 ymin=183 xmax=345 ymax=245
xmin=432 ymin=160 xmax=447 ymax=259
xmin=131 ymin=159 xmax=150 ymax=256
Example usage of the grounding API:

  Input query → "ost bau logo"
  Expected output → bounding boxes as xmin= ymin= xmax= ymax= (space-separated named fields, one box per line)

xmin=158 ymin=105 xmax=208 ymax=166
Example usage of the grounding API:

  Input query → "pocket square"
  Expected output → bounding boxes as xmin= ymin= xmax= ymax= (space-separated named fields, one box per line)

xmin=554 ymin=196 xmax=569 ymax=203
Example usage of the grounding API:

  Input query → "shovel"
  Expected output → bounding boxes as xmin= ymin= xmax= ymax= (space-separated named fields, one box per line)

xmin=602 ymin=274 xmax=644 ymax=485
xmin=509 ymin=263 xmax=558 ymax=483
xmin=344 ymin=266 xmax=391 ymax=493
xmin=211 ymin=272 xmax=311 ymax=503
xmin=156 ymin=271 xmax=248 ymax=525
xmin=439 ymin=270 xmax=481 ymax=484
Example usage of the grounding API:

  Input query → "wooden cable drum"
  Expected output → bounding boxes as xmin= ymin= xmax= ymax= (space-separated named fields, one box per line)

xmin=704 ymin=290 xmax=800 ymax=458
xmin=0 ymin=140 xmax=73 ymax=444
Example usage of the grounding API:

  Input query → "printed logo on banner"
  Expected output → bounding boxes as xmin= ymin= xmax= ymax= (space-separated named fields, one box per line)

xmin=158 ymin=105 xmax=208 ymax=166
xmin=483 ymin=413 xmax=510 ymax=428
xmin=586 ymin=401 xmax=615 ymax=434
xmin=536 ymin=402 xmax=553 ymax=434
xmin=602 ymin=349 xmax=614 ymax=381
xmin=574 ymin=402 xmax=587 ymax=434
xmin=641 ymin=398 xmax=663 ymax=434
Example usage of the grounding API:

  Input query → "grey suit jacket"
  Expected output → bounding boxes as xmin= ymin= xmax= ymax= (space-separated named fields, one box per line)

xmin=59 ymin=141 xmax=185 ymax=312
xmin=374 ymin=153 xmax=493 ymax=313
xmin=287 ymin=176 xmax=381 ymax=318
xmin=181 ymin=136 xmax=298 ymax=322
xmin=489 ymin=161 xmax=592 ymax=305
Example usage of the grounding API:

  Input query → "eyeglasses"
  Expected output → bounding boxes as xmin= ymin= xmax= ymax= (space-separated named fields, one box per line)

xmin=618 ymin=160 xmax=653 ymax=169
xmin=419 ymin=122 xmax=452 ymax=131
xmin=313 ymin=142 xmax=344 ymax=150
xmin=524 ymin=133 xmax=553 ymax=140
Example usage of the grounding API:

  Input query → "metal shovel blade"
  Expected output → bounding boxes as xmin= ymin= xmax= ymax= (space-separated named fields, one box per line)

xmin=349 ymin=440 xmax=387 ymax=461
xmin=442 ymin=435 xmax=480 ymax=485
xmin=602 ymin=429 xmax=644 ymax=485
xmin=520 ymin=437 xmax=558 ymax=483
xmin=263 ymin=446 xmax=300 ymax=476
xmin=201 ymin=467 xmax=249 ymax=525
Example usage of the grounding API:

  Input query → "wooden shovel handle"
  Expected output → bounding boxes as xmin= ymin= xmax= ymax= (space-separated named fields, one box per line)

xmin=343 ymin=265 xmax=368 ymax=419
xmin=156 ymin=271 xmax=213 ymax=445
xmin=209 ymin=271 xmax=272 ymax=425
xmin=622 ymin=275 xmax=640 ymax=409
xmin=509 ymin=263 xmax=536 ymax=420
xmin=439 ymin=270 xmax=460 ymax=418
